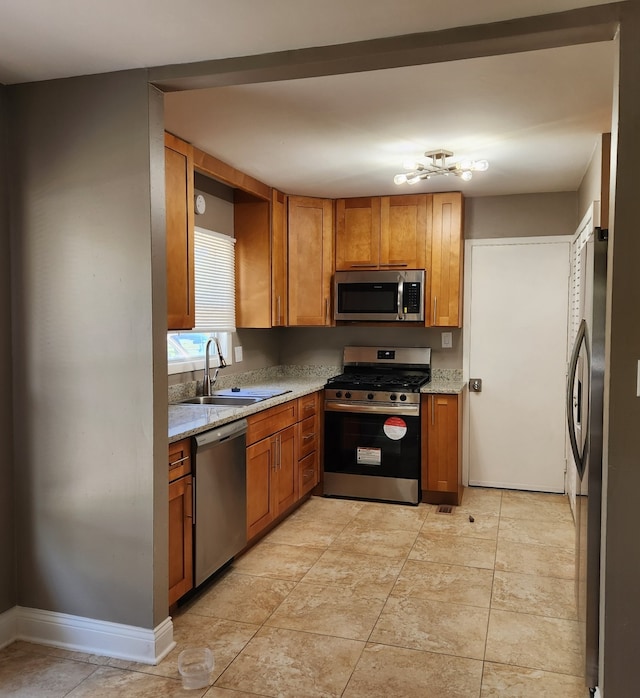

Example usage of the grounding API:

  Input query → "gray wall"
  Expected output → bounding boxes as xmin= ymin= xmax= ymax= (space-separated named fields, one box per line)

xmin=0 ymin=85 xmax=15 ymax=615
xmin=464 ymin=192 xmax=577 ymax=239
xmin=279 ymin=326 xmax=462 ymax=370
xmin=9 ymin=71 xmax=167 ymax=628
xmin=600 ymin=3 xmax=640 ymax=694
xmin=578 ymin=137 xmax=604 ymax=223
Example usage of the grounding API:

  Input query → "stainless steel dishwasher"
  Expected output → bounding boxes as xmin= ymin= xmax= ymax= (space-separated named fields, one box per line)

xmin=192 ymin=418 xmax=248 ymax=587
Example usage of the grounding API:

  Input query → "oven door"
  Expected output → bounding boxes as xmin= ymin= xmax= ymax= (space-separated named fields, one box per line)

xmin=323 ymin=403 xmax=420 ymax=504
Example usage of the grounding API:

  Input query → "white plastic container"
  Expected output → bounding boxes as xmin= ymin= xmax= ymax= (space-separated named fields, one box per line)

xmin=177 ymin=647 xmax=214 ymax=689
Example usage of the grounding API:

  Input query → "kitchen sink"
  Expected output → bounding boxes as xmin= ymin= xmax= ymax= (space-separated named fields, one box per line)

xmin=177 ymin=395 xmax=265 ymax=406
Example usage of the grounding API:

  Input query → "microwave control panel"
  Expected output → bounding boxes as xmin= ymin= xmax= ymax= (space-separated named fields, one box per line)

xmin=403 ymin=282 xmax=422 ymax=313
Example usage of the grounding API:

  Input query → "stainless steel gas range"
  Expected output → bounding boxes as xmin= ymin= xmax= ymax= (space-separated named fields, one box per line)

xmin=323 ymin=346 xmax=431 ymax=505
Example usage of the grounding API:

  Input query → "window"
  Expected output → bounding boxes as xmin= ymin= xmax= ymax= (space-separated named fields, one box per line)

xmin=168 ymin=227 xmax=236 ymax=375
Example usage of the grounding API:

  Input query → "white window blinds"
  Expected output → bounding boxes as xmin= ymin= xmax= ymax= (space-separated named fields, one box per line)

xmin=194 ymin=227 xmax=236 ymax=332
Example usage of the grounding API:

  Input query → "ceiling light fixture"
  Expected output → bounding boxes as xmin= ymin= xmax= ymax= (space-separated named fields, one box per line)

xmin=393 ymin=149 xmax=489 ymax=186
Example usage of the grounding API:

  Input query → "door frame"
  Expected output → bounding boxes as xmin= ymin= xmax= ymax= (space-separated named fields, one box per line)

xmin=461 ymin=235 xmax=573 ymax=488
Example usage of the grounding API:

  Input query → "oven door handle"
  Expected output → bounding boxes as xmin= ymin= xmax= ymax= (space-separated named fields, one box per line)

xmin=397 ymin=274 xmax=404 ymax=320
xmin=324 ymin=401 xmax=419 ymax=417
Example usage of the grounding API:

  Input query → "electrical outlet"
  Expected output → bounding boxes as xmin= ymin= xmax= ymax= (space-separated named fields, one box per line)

xmin=234 ymin=346 xmax=243 ymax=363
xmin=441 ymin=332 xmax=453 ymax=349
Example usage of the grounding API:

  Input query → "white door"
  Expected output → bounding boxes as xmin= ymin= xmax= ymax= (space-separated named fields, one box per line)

xmin=464 ymin=238 xmax=570 ymax=492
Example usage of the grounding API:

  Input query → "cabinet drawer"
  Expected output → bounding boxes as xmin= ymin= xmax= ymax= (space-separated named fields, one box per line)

xmin=298 ymin=391 xmax=320 ymax=420
xmin=298 ymin=450 xmax=319 ymax=498
xmin=247 ymin=400 xmax=298 ymax=445
xmin=298 ymin=414 xmax=318 ymax=458
xmin=169 ymin=438 xmax=192 ymax=482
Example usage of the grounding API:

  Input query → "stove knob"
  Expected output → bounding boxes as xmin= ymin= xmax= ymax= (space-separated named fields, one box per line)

xmin=335 ymin=391 xmax=342 ymax=399
xmin=345 ymin=392 xmax=352 ymax=399
xmin=399 ymin=394 xmax=407 ymax=401
xmin=390 ymin=394 xmax=397 ymax=401
xmin=367 ymin=393 xmax=374 ymax=400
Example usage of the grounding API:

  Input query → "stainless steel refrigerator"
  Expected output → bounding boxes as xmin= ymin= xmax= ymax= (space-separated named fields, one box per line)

xmin=567 ymin=225 xmax=607 ymax=693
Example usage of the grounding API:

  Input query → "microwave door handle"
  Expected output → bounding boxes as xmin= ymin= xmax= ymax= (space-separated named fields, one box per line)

xmin=397 ymin=275 xmax=404 ymax=320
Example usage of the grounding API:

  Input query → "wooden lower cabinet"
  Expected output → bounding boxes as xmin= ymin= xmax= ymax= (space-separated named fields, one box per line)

xmin=246 ymin=402 xmax=299 ymax=540
xmin=246 ymin=391 xmax=322 ymax=541
xmin=421 ymin=393 xmax=463 ymax=505
xmin=168 ymin=438 xmax=193 ymax=606
xmin=297 ymin=391 xmax=321 ymax=497
xmin=246 ymin=424 xmax=297 ymax=540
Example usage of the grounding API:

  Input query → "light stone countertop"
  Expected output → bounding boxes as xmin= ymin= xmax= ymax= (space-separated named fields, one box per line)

xmin=420 ymin=368 xmax=466 ymax=395
xmin=168 ymin=365 xmax=465 ymax=442
xmin=168 ymin=367 xmax=338 ymax=443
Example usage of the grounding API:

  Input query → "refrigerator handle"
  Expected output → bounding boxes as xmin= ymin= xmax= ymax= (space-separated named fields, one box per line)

xmin=567 ymin=318 xmax=590 ymax=478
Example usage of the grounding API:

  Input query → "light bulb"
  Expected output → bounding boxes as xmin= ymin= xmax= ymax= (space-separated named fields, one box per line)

xmin=459 ymin=160 xmax=473 ymax=171
xmin=460 ymin=170 xmax=473 ymax=181
xmin=474 ymin=159 xmax=489 ymax=171
xmin=407 ymin=174 xmax=422 ymax=185
xmin=394 ymin=173 xmax=408 ymax=185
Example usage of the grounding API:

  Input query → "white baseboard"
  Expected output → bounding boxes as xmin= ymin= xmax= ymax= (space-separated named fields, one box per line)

xmin=1 ymin=606 xmax=175 ymax=665
xmin=0 ymin=606 xmax=18 ymax=650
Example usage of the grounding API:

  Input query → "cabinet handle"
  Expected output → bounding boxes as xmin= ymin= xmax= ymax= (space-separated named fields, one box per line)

xmin=385 ymin=263 xmax=408 ymax=267
xmin=277 ymin=295 xmax=281 ymax=325
xmin=433 ymin=296 xmax=437 ymax=324
xmin=325 ymin=297 xmax=329 ymax=323
xmin=186 ymin=480 xmax=193 ymax=520
xmin=276 ymin=434 xmax=281 ymax=471
xmin=303 ymin=433 xmax=315 ymax=442
xmin=169 ymin=455 xmax=189 ymax=467
xmin=191 ymin=478 xmax=196 ymax=525
xmin=351 ymin=264 xmax=377 ymax=268
xmin=431 ymin=395 xmax=435 ymax=426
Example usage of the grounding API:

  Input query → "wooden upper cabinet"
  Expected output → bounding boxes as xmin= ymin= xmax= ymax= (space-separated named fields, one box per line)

xmin=235 ymin=188 xmax=288 ymax=329
xmin=165 ymin=133 xmax=195 ymax=330
xmin=336 ymin=195 xmax=427 ymax=270
xmin=380 ymin=195 xmax=427 ymax=269
xmin=429 ymin=192 xmax=464 ymax=327
xmin=288 ymin=196 xmax=334 ymax=326
xmin=235 ymin=192 xmax=271 ymax=328
xmin=271 ymin=190 xmax=288 ymax=327
xmin=335 ymin=197 xmax=381 ymax=270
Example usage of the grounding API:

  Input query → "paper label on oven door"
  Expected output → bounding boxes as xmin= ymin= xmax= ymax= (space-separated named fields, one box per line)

xmin=383 ymin=416 xmax=407 ymax=440
xmin=356 ymin=447 xmax=382 ymax=465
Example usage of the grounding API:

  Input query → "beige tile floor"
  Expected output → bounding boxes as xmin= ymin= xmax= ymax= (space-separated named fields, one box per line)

xmin=0 ymin=488 xmax=590 ymax=697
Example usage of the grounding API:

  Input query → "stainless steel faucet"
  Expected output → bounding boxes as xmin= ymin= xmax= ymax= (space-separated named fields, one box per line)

xmin=203 ymin=337 xmax=227 ymax=396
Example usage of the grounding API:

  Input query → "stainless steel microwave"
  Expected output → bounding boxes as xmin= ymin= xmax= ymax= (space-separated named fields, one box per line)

xmin=334 ymin=269 xmax=425 ymax=322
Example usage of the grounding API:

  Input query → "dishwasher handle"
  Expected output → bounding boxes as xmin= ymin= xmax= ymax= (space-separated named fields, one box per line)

xmin=194 ymin=418 xmax=248 ymax=451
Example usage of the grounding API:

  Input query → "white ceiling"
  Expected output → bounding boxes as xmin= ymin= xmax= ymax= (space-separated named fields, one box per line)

xmin=0 ymin=0 xmax=618 ymax=198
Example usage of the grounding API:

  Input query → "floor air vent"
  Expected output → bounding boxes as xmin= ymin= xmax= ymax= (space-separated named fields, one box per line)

xmin=435 ymin=504 xmax=453 ymax=514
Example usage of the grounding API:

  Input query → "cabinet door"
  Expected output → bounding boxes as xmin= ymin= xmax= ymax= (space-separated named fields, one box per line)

xmin=274 ymin=425 xmax=297 ymax=514
xmin=272 ymin=189 xmax=288 ymax=326
xmin=429 ymin=192 xmax=464 ymax=327
xmin=235 ymin=193 xmax=271 ymax=328
xmin=380 ymin=195 xmax=427 ymax=269
xmin=246 ymin=437 xmax=275 ymax=539
xmin=335 ymin=197 xmax=381 ymax=270
xmin=288 ymin=196 xmax=334 ymax=326
xmin=422 ymin=394 xmax=462 ymax=504
xmin=165 ymin=133 xmax=195 ymax=330
xmin=168 ymin=474 xmax=193 ymax=605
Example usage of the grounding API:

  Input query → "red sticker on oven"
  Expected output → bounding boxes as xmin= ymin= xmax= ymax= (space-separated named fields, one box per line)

xmin=383 ymin=416 xmax=407 ymax=440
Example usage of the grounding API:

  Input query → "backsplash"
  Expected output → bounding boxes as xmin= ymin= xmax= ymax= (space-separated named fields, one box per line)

xmin=168 ymin=364 xmax=341 ymax=403
xmin=431 ymin=368 xmax=463 ymax=383
xmin=167 ymin=365 xmax=462 ymax=403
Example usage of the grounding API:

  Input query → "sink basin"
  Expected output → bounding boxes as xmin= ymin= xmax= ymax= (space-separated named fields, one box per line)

xmin=177 ymin=396 xmax=264 ymax=406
